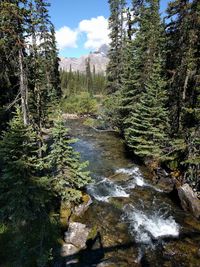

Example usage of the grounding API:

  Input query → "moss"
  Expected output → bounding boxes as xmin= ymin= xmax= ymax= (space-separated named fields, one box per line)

xmin=82 ymin=193 xmax=90 ymax=204
xmin=60 ymin=202 xmax=72 ymax=229
xmin=87 ymin=225 xmax=98 ymax=240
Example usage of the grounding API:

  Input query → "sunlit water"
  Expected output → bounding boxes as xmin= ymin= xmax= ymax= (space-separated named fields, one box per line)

xmin=65 ymin=119 xmax=200 ymax=267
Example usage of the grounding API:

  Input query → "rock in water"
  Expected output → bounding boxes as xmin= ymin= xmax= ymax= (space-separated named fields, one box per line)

xmin=178 ymin=184 xmax=200 ymax=219
xmin=64 ymin=222 xmax=90 ymax=249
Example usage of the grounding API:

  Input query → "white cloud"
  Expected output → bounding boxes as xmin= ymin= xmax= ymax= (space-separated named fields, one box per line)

xmin=55 ymin=26 xmax=78 ymax=50
xmin=55 ymin=16 xmax=110 ymax=52
xmin=78 ymin=16 xmax=110 ymax=50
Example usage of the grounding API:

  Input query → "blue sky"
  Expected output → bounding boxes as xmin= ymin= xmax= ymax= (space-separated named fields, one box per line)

xmin=48 ymin=0 xmax=169 ymax=58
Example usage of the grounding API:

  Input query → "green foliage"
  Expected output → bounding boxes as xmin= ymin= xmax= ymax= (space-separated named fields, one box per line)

xmin=0 ymin=108 xmax=59 ymax=267
xmin=165 ymin=0 xmax=200 ymax=187
xmin=124 ymin=58 xmax=169 ymax=160
xmin=83 ymin=118 xmax=97 ymax=127
xmin=107 ymin=0 xmax=126 ymax=93
xmin=60 ymin=69 xmax=106 ymax=97
xmin=46 ymin=112 xmax=92 ymax=203
xmin=103 ymin=91 xmax=122 ymax=129
xmin=61 ymin=92 xmax=98 ymax=115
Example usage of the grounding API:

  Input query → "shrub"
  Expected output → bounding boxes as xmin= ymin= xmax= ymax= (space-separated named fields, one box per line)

xmin=61 ymin=92 xmax=98 ymax=115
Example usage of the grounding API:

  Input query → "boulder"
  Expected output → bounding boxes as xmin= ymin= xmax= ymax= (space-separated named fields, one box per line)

xmin=178 ymin=184 xmax=200 ymax=219
xmin=64 ymin=222 xmax=90 ymax=249
xmin=155 ymin=168 xmax=175 ymax=193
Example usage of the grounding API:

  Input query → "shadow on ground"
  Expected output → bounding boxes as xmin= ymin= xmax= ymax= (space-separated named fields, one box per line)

xmin=59 ymin=231 xmax=136 ymax=267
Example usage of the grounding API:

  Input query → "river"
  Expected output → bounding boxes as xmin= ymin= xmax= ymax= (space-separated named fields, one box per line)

xmin=66 ymin=119 xmax=200 ymax=267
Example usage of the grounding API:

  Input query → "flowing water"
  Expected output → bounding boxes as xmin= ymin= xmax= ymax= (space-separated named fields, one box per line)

xmin=66 ymin=119 xmax=200 ymax=267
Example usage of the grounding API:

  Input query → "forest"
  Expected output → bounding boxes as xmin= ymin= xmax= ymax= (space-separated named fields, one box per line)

xmin=0 ymin=0 xmax=199 ymax=266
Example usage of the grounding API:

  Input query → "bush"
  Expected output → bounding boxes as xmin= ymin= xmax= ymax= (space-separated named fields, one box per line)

xmin=61 ymin=92 xmax=98 ymax=115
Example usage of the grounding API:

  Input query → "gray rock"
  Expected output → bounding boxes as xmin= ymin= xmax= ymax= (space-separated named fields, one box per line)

xmin=178 ymin=183 xmax=200 ymax=219
xmin=156 ymin=168 xmax=175 ymax=193
xmin=74 ymin=195 xmax=93 ymax=216
xmin=156 ymin=176 xmax=175 ymax=193
xmin=60 ymin=243 xmax=79 ymax=257
xmin=64 ymin=222 xmax=90 ymax=249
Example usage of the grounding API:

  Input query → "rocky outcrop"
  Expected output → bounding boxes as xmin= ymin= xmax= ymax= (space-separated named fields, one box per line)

xmin=178 ymin=184 xmax=200 ymax=219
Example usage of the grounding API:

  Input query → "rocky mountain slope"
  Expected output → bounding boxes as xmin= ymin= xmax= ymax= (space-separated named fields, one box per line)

xmin=59 ymin=44 xmax=109 ymax=73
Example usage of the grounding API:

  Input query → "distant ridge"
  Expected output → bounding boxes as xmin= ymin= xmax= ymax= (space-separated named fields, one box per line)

xmin=59 ymin=44 xmax=109 ymax=73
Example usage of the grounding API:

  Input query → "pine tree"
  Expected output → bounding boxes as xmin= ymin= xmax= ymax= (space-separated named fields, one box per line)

xmin=107 ymin=0 xmax=126 ymax=93
xmin=166 ymin=0 xmax=200 ymax=188
xmin=125 ymin=58 xmax=169 ymax=159
xmin=0 ymin=0 xmax=30 ymax=125
xmin=120 ymin=0 xmax=165 ymax=130
xmin=0 ymin=107 xmax=57 ymax=266
xmin=46 ymin=112 xmax=91 ymax=203
xmin=166 ymin=0 xmax=192 ymax=133
xmin=85 ymin=57 xmax=93 ymax=95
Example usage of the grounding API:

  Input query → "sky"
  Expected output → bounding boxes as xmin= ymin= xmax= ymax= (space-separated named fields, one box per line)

xmin=48 ymin=0 xmax=169 ymax=58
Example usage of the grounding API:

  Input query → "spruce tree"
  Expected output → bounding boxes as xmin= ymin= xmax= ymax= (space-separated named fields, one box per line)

xmin=107 ymin=0 xmax=126 ymax=93
xmin=46 ymin=112 xmax=91 ymax=203
xmin=120 ymin=0 xmax=165 ymax=131
xmin=0 ymin=108 xmax=57 ymax=267
xmin=124 ymin=58 xmax=169 ymax=159
xmin=166 ymin=0 xmax=200 ymax=188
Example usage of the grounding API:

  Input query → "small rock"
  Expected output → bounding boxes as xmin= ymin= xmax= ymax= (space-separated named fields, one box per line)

xmin=178 ymin=183 xmax=200 ymax=219
xmin=64 ymin=222 xmax=90 ymax=249
xmin=60 ymin=243 xmax=78 ymax=257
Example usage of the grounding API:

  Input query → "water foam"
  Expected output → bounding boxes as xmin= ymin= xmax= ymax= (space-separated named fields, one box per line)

xmin=116 ymin=167 xmax=163 ymax=192
xmin=116 ymin=167 xmax=145 ymax=188
xmin=116 ymin=167 xmax=140 ymax=176
xmin=87 ymin=176 xmax=129 ymax=202
xmin=123 ymin=205 xmax=179 ymax=244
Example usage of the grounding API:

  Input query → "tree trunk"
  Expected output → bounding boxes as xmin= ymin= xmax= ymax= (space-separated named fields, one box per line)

xmin=19 ymin=48 xmax=29 ymax=125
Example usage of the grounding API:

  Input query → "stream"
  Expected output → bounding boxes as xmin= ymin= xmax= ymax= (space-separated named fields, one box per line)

xmin=66 ymin=119 xmax=200 ymax=267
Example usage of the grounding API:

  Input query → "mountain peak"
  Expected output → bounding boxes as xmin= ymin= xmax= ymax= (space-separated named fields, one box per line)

xmin=59 ymin=44 xmax=109 ymax=73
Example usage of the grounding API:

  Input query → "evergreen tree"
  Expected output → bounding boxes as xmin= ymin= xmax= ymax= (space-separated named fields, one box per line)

xmin=47 ymin=112 xmax=91 ymax=203
xmin=120 ymin=0 xmax=165 ymax=130
xmin=125 ymin=58 xmax=169 ymax=159
xmin=107 ymin=0 xmax=126 ymax=93
xmin=0 ymin=108 xmax=57 ymax=266
xmin=85 ymin=57 xmax=93 ymax=95
xmin=166 ymin=0 xmax=200 ymax=188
